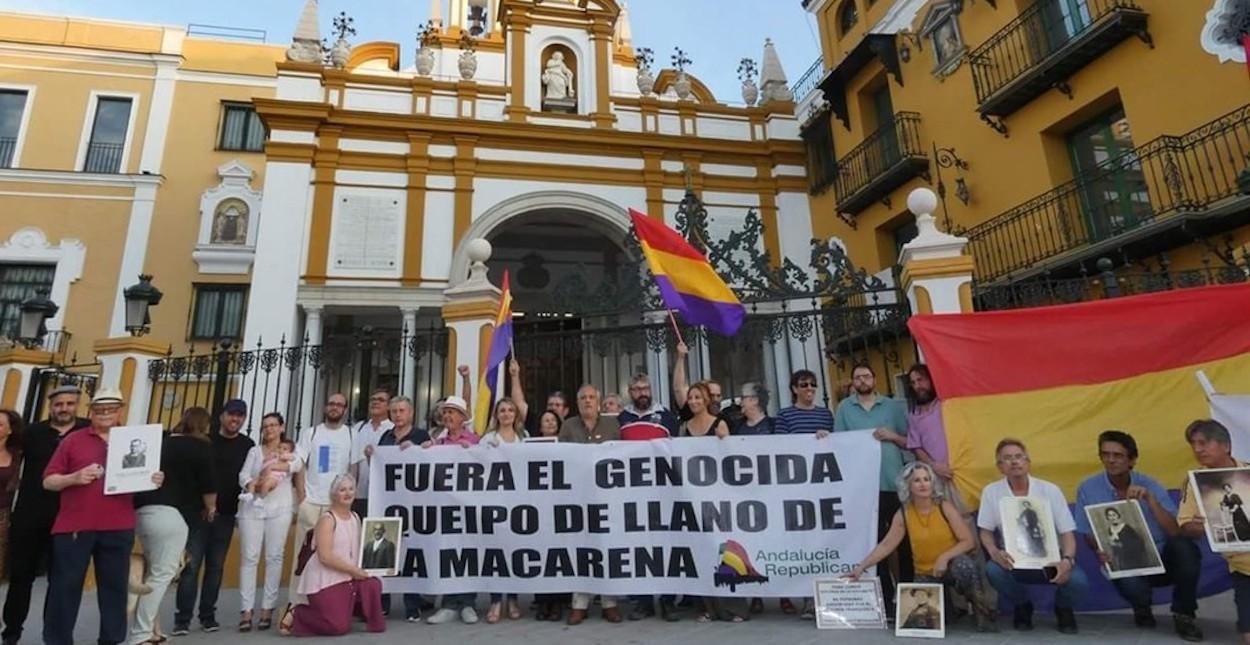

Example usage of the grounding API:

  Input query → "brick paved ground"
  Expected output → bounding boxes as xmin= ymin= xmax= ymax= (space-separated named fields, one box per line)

xmin=22 ymin=582 xmax=1244 ymax=644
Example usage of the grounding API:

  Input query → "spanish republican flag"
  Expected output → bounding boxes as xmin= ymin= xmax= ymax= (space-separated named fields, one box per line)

xmin=472 ymin=271 xmax=514 ymax=435
xmin=908 ymin=283 xmax=1250 ymax=506
xmin=629 ymin=208 xmax=745 ymax=336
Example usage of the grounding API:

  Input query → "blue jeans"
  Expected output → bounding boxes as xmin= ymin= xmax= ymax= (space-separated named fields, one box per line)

xmin=442 ymin=593 xmax=476 ymax=610
xmin=44 ymin=530 xmax=134 ymax=645
xmin=1233 ymin=572 xmax=1250 ymax=633
xmin=1110 ymin=535 xmax=1201 ymax=615
xmin=175 ymin=513 xmax=235 ymax=625
xmin=985 ymin=561 xmax=1089 ymax=610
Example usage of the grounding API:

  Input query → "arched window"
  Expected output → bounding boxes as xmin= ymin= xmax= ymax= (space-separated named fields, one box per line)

xmin=838 ymin=0 xmax=859 ymax=37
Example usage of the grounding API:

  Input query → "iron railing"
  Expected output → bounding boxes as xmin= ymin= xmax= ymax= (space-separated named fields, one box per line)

xmin=974 ymin=254 xmax=1250 ymax=311
xmin=833 ymin=111 xmax=927 ymax=213
xmin=793 ymin=57 xmax=826 ymax=106
xmin=0 ymin=137 xmax=15 ymax=168
xmin=969 ymin=0 xmax=1146 ymax=110
xmin=965 ymin=103 xmax=1250 ymax=281
xmin=83 ymin=142 xmax=124 ymax=173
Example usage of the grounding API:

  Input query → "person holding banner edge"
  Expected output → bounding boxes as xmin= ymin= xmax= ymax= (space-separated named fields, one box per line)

xmin=423 ymin=396 xmax=481 ymax=624
xmin=1074 ymin=430 xmax=1203 ymax=641
xmin=374 ymin=396 xmax=429 ymax=622
xmin=481 ymin=398 xmax=527 ymax=623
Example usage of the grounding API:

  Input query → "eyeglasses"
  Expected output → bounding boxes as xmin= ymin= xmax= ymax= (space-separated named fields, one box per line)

xmin=998 ymin=454 xmax=1028 ymax=463
xmin=370 ymin=396 xmax=388 ymax=403
xmin=795 ymin=382 xmax=818 ymax=389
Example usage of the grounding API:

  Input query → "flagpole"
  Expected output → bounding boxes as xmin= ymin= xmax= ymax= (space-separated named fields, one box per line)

xmin=667 ymin=309 xmax=685 ymax=346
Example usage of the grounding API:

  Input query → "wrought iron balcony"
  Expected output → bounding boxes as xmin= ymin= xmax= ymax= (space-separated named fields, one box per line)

xmin=969 ymin=0 xmax=1150 ymax=119
xmin=833 ymin=112 xmax=928 ymax=216
xmin=83 ymin=142 xmax=124 ymax=173
xmin=0 ymin=137 xmax=14 ymax=168
xmin=965 ymin=104 xmax=1250 ymax=281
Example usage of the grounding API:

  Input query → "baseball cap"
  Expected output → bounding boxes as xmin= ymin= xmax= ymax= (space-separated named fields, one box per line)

xmin=48 ymin=384 xmax=80 ymax=399
xmin=223 ymin=399 xmax=248 ymax=415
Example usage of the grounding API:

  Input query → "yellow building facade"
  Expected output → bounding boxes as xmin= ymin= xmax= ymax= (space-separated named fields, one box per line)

xmin=799 ymin=0 xmax=1250 ymax=305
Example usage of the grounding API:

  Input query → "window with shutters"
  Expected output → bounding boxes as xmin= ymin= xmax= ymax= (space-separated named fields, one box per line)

xmin=217 ymin=103 xmax=266 ymax=152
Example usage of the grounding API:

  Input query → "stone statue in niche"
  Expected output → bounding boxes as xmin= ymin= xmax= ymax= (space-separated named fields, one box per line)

xmin=541 ymin=51 xmax=577 ymax=113
xmin=211 ymin=199 xmax=248 ymax=245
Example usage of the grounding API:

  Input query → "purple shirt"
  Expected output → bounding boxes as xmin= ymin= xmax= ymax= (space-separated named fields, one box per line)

xmin=434 ymin=427 xmax=480 ymax=448
xmin=905 ymin=400 xmax=948 ymax=467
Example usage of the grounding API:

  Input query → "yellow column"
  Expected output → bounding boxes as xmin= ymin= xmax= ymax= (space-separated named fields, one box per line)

xmin=405 ymin=133 xmax=432 ymax=285
xmin=304 ymin=127 xmax=343 ymax=284
xmin=590 ymin=17 xmax=616 ymax=128
xmin=0 ymin=348 xmax=52 ymax=414
xmin=504 ymin=9 xmax=532 ymax=122
xmin=452 ymin=135 xmax=478 ymax=247
xmin=93 ymin=337 xmax=171 ymax=425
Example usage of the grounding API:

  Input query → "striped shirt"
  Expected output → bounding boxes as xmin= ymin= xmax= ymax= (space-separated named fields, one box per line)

xmin=775 ymin=406 xmax=834 ymax=434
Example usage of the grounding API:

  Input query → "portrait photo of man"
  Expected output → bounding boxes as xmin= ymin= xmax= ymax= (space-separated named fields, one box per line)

xmin=358 ymin=517 xmax=402 ymax=576
xmin=122 ymin=438 xmax=147 ymax=469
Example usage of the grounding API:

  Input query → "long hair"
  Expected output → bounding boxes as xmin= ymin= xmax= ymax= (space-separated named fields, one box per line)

xmin=0 ymin=409 xmax=23 ymax=494
xmin=895 ymin=461 xmax=949 ymax=506
xmin=175 ymin=407 xmax=212 ymax=442
xmin=904 ymin=364 xmax=937 ymax=413
xmin=485 ymin=398 xmax=525 ymax=437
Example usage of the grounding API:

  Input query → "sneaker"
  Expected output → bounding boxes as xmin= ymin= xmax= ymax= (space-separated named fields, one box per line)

xmin=1012 ymin=603 xmax=1034 ymax=631
xmin=426 ymin=608 xmax=457 ymax=625
xmin=1055 ymin=608 xmax=1078 ymax=634
xmin=406 ymin=612 xmax=422 ymax=623
xmin=1133 ymin=606 xmax=1157 ymax=628
xmin=460 ymin=607 xmax=479 ymax=624
xmin=171 ymin=624 xmax=190 ymax=637
xmin=627 ymin=603 xmax=655 ymax=621
xmin=799 ymin=599 xmax=815 ymax=620
xmin=201 ymin=618 xmax=220 ymax=633
xmin=1173 ymin=614 xmax=1204 ymax=642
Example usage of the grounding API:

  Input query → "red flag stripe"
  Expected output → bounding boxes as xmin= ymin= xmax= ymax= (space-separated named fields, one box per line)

xmin=907 ymin=282 xmax=1250 ymax=398
xmin=629 ymin=208 xmax=709 ymax=262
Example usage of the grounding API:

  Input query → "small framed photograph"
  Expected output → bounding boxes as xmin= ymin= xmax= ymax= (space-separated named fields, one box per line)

xmin=1188 ymin=467 xmax=1250 ymax=553
xmin=523 ymin=436 xmax=558 ymax=443
xmin=1084 ymin=500 xmax=1165 ymax=579
xmin=895 ymin=583 xmax=944 ymax=638
xmin=812 ymin=577 xmax=886 ymax=630
xmin=104 ymin=424 xmax=163 ymax=495
xmin=999 ymin=496 xmax=1060 ymax=568
xmin=358 ymin=517 xmax=402 ymax=576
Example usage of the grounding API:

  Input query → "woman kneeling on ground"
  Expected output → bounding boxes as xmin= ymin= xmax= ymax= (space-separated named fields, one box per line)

xmin=846 ymin=461 xmax=997 ymax=632
xmin=279 ymin=474 xmax=385 ymax=636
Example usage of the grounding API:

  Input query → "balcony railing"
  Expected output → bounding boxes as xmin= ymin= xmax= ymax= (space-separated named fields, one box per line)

xmin=83 ymin=141 xmax=124 ymax=174
xmin=0 ymin=137 xmax=14 ymax=168
xmin=833 ymin=112 xmax=928 ymax=215
xmin=793 ymin=57 xmax=826 ymax=108
xmin=969 ymin=0 xmax=1149 ymax=118
xmin=965 ymin=104 xmax=1250 ymax=281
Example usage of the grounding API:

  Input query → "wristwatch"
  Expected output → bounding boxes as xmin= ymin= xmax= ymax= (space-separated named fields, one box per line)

xmin=1060 ymin=555 xmax=1075 ymax=565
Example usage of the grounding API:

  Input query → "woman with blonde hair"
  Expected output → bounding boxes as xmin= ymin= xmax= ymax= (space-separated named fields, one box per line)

xmin=481 ymin=398 xmax=526 ymax=622
xmin=846 ymin=461 xmax=996 ymax=631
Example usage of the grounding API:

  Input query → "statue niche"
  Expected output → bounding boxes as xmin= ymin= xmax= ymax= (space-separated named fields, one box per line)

xmin=541 ymin=45 xmax=578 ymax=114
xmin=211 ymin=198 xmax=249 ymax=245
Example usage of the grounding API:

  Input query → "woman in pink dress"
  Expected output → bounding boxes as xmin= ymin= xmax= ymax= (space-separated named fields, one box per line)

xmin=278 ymin=474 xmax=385 ymax=636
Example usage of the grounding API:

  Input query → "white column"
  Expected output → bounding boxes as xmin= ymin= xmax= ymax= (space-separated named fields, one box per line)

xmin=242 ymin=162 xmax=313 ymax=347
xmin=108 ymin=181 xmax=160 ymax=336
xmin=299 ymin=305 xmax=324 ymax=430
xmin=401 ymin=307 xmax=418 ymax=398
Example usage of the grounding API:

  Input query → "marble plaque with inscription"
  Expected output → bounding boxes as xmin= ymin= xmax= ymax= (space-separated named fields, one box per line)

xmin=331 ymin=192 xmax=403 ymax=275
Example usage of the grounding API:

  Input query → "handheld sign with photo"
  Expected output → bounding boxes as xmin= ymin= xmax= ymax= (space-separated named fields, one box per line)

xmin=1188 ymin=466 xmax=1250 ymax=553
xmin=1084 ymin=500 xmax=1165 ymax=579
xmin=895 ymin=583 xmax=944 ymax=638
xmin=999 ymin=496 xmax=1060 ymax=568
xmin=359 ymin=517 xmax=403 ymax=577
xmin=813 ymin=578 xmax=886 ymax=630
xmin=104 ymin=424 xmax=163 ymax=495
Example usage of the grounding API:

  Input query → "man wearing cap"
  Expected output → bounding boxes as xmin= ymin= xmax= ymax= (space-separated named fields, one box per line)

xmin=290 ymin=393 xmax=355 ymax=605
xmin=1 ymin=385 xmax=87 ymax=645
xmin=42 ymin=388 xmax=164 ymax=645
xmin=174 ymin=398 xmax=254 ymax=635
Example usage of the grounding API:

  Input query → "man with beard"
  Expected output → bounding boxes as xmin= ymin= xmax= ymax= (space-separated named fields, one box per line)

xmin=1 ymin=386 xmax=88 ymax=645
xmin=174 ymin=398 xmax=253 ymax=635
xmin=833 ymin=363 xmax=911 ymax=619
xmin=904 ymin=365 xmax=952 ymax=482
xmin=288 ymin=393 xmax=354 ymax=605
xmin=616 ymin=373 xmax=681 ymax=620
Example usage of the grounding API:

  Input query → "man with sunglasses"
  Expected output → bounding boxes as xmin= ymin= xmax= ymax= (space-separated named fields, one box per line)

xmin=350 ymin=388 xmax=394 ymax=517
xmin=775 ymin=369 xmax=834 ymax=436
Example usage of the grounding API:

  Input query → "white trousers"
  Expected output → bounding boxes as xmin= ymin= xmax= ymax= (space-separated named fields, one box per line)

xmin=288 ymin=501 xmax=328 ymax=605
xmin=130 ymin=506 xmax=189 ymax=645
xmin=237 ymin=509 xmax=292 ymax=612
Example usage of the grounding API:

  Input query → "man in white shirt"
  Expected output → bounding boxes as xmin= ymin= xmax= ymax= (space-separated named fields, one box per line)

xmin=350 ymin=388 xmax=394 ymax=516
xmin=289 ymin=392 xmax=354 ymax=603
xmin=978 ymin=438 xmax=1088 ymax=635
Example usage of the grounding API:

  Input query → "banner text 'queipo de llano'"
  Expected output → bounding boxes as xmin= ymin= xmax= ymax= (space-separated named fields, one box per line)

xmin=367 ymin=433 xmax=881 ymax=596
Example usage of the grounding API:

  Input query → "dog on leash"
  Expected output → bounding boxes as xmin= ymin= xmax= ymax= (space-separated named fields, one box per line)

xmin=127 ymin=550 xmax=187 ymax=643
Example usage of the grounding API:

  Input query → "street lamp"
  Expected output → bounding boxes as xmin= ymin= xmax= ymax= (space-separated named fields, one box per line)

xmin=18 ymin=288 xmax=57 ymax=349
xmin=466 ymin=0 xmax=489 ymax=37
xmin=123 ymin=274 xmax=163 ymax=337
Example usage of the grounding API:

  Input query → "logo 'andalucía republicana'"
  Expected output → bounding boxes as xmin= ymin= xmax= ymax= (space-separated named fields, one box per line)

xmin=713 ymin=540 xmax=769 ymax=591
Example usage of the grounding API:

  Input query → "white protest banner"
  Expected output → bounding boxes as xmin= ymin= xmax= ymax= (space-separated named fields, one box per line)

xmin=368 ymin=433 xmax=881 ymax=596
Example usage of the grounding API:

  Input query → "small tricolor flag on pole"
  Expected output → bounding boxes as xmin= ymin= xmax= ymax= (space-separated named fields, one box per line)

xmin=629 ymin=208 xmax=745 ymax=336
xmin=473 ymin=270 xmax=514 ymax=435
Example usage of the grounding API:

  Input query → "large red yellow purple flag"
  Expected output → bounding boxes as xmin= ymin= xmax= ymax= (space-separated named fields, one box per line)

xmin=908 ymin=283 xmax=1250 ymax=505
xmin=473 ymin=271 xmax=514 ymax=435
xmin=629 ymin=208 xmax=744 ymax=336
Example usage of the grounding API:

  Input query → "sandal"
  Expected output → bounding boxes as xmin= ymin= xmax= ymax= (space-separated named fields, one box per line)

xmin=696 ymin=612 xmax=714 ymax=623
xmin=507 ymin=600 xmax=522 ymax=620
xmin=239 ymin=611 xmax=253 ymax=633
xmin=257 ymin=610 xmax=273 ymax=631
xmin=486 ymin=602 xmax=502 ymax=624
xmin=278 ymin=604 xmax=295 ymax=636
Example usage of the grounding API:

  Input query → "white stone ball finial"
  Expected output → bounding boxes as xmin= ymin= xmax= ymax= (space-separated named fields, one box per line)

xmin=466 ymin=238 xmax=492 ymax=264
xmin=907 ymin=187 xmax=938 ymax=218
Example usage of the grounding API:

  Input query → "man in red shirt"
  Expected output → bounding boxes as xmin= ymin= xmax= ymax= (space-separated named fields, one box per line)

xmin=42 ymin=388 xmax=164 ymax=645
